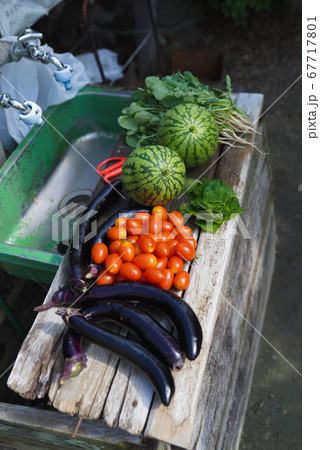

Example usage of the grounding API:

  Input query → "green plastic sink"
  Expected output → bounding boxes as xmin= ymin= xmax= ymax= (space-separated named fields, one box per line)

xmin=0 ymin=87 xmax=131 ymax=283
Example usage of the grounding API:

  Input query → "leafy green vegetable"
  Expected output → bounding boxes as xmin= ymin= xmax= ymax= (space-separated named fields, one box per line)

xmin=118 ymin=71 xmax=252 ymax=150
xmin=179 ymin=178 xmax=243 ymax=233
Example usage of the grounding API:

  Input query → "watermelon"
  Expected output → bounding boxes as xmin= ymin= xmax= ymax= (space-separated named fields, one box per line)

xmin=122 ymin=146 xmax=186 ymax=206
xmin=157 ymin=103 xmax=219 ymax=168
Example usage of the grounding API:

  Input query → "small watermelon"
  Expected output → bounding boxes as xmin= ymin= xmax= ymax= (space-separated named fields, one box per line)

xmin=157 ymin=103 xmax=219 ymax=168
xmin=122 ymin=146 xmax=186 ymax=206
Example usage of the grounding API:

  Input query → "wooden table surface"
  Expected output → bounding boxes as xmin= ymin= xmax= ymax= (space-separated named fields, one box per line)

xmin=4 ymin=93 xmax=276 ymax=450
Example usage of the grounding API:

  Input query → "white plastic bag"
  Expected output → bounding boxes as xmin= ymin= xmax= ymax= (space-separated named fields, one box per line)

xmin=0 ymin=37 xmax=90 ymax=151
xmin=76 ymin=49 xmax=123 ymax=84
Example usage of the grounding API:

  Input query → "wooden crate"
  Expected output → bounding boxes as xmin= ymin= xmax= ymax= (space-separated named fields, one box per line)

xmin=2 ymin=93 xmax=276 ymax=449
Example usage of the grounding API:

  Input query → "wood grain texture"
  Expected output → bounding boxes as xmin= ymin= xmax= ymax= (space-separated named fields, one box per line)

xmin=5 ymin=93 xmax=275 ymax=450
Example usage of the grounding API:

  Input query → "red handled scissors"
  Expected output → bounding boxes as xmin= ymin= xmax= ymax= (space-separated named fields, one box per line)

xmin=96 ymin=157 xmax=127 ymax=183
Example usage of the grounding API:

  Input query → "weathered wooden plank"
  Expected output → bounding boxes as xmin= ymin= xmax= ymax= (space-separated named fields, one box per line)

xmin=143 ymin=93 xmax=264 ymax=448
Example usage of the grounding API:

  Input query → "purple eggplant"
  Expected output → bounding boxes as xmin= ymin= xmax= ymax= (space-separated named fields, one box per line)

xmin=60 ymin=330 xmax=87 ymax=385
xmin=35 ymin=283 xmax=202 ymax=361
xmin=57 ymin=310 xmax=175 ymax=406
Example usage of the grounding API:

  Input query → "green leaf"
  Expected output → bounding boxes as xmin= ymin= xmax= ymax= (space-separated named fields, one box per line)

xmin=145 ymin=76 xmax=160 ymax=90
xmin=152 ymin=81 xmax=173 ymax=101
xmin=118 ymin=116 xmax=139 ymax=131
xmin=134 ymin=110 xmax=156 ymax=125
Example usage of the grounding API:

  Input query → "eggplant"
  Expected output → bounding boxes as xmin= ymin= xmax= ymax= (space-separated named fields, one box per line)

xmin=60 ymin=330 xmax=87 ymax=385
xmin=57 ymin=310 xmax=175 ymax=406
xmin=82 ymin=301 xmax=185 ymax=369
xmin=67 ymin=179 xmax=123 ymax=293
xmin=36 ymin=283 xmax=202 ymax=361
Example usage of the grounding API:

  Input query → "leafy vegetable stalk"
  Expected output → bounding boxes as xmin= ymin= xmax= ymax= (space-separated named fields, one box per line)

xmin=118 ymin=71 xmax=254 ymax=150
xmin=179 ymin=178 xmax=244 ymax=233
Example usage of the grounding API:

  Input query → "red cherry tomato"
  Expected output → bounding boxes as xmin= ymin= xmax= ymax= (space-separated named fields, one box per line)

xmin=114 ymin=217 xmax=127 ymax=228
xmin=174 ymin=225 xmax=192 ymax=239
xmin=133 ymin=253 xmax=157 ymax=270
xmin=149 ymin=215 xmax=162 ymax=235
xmin=119 ymin=241 xmax=135 ymax=262
xmin=155 ymin=256 xmax=168 ymax=269
xmin=167 ymin=256 xmax=184 ymax=274
xmin=158 ymin=268 xmax=174 ymax=290
xmin=152 ymin=205 xmax=168 ymax=221
xmin=176 ymin=235 xmax=197 ymax=249
xmin=120 ymin=263 xmax=142 ymax=281
xmin=162 ymin=220 xmax=174 ymax=232
xmin=107 ymin=226 xmax=127 ymax=241
xmin=157 ymin=230 xmax=175 ymax=241
xmin=135 ymin=212 xmax=151 ymax=221
xmin=127 ymin=235 xmax=139 ymax=245
xmin=105 ymin=253 xmax=123 ymax=274
xmin=133 ymin=242 xmax=142 ymax=256
xmin=91 ymin=243 xmax=108 ymax=264
xmin=96 ymin=270 xmax=115 ymax=285
xmin=109 ymin=240 xmax=123 ymax=254
xmin=115 ymin=273 xmax=127 ymax=282
xmin=174 ymin=242 xmax=196 ymax=261
xmin=168 ymin=211 xmax=184 ymax=227
xmin=138 ymin=234 xmax=156 ymax=253
xmin=154 ymin=242 xmax=170 ymax=258
xmin=173 ymin=270 xmax=190 ymax=290
xmin=168 ymin=239 xmax=179 ymax=258
xmin=144 ymin=267 xmax=165 ymax=284
xmin=126 ymin=218 xmax=143 ymax=235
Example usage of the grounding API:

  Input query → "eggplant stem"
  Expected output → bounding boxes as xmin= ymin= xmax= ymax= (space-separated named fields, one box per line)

xmin=72 ymin=417 xmax=82 ymax=439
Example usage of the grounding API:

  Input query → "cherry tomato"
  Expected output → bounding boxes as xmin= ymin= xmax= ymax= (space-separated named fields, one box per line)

xmin=120 ymin=263 xmax=142 ymax=281
xmin=107 ymin=226 xmax=127 ymax=241
xmin=133 ymin=253 xmax=157 ymax=270
xmin=168 ymin=211 xmax=184 ymax=227
xmin=174 ymin=242 xmax=196 ymax=261
xmin=154 ymin=242 xmax=170 ymax=258
xmin=119 ymin=241 xmax=135 ymax=262
xmin=152 ymin=205 xmax=168 ymax=221
xmin=139 ymin=271 xmax=148 ymax=283
xmin=109 ymin=240 xmax=123 ymax=254
xmin=115 ymin=217 xmax=127 ymax=228
xmin=157 ymin=230 xmax=175 ymax=241
xmin=168 ymin=239 xmax=179 ymax=258
xmin=127 ymin=235 xmax=139 ymax=245
xmin=158 ymin=268 xmax=174 ymax=290
xmin=139 ymin=234 xmax=156 ymax=253
xmin=105 ymin=253 xmax=123 ymax=274
xmin=173 ymin=270 xmax=190 ymax=290
xmin=162 ymin=220 xmax=173 ymax=232
xmin=174 ymin=225 xmax=192 ymax=239
xmin=115 ymin=273 xmax=127 ymax=282
xmin=91 ymin=243 xmax=108 ymax=264
xmin=144 ymin=267 xmax=165 ymax=284
xmin=133 ymin=242 xmax=142 ymax=256
xmin=126 ymin=218 xmax=143 ymax=235
xmin=96 ymin=270 xmax=115 ymax=285
xmin=155 ymin=256 xmax=168 ymax=270
xmin=176 ymin=235 xmax=197 ymax=249
xmin=167 ymin=256 xmax=184 ymax=274
xmin=149 ymin=215 xmax=161 ymax=235
xmin=135 ymin=212 xmax=151 ymax=221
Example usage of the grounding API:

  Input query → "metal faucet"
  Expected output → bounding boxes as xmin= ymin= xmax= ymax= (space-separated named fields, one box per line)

xmin=0 ymin=93 xmax=43 ymax=126
xmin=10 ymin=28 xmax=73 ymax=90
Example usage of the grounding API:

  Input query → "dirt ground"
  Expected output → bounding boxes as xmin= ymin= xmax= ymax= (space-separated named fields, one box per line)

xmin=0 ymin=1 xmax=301 ymax=448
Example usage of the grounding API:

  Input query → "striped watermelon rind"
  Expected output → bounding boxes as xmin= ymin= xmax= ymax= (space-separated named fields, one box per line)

xmin=122 ymin=145 xmax=186 ymax=206
xmin=157 ymin=103 xmax=219 ymax=168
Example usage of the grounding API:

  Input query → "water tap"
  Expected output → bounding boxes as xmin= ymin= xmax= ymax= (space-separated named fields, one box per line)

xmin=10 ymin=28 xmax=73 ymax=90
xmin=0 ymin=93 xmax=43 ymax=126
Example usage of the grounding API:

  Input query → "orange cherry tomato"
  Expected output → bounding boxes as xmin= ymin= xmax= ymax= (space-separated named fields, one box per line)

xmin=152 ymin=205 xmax=168 ymax=221
xmin=120 ymin=263 xmax=142 ymax=281
xmin=109 ymin=240 xmax=123 ymax=254
xmin=96 ymin=270 xmax=115 ymax=285
xmin=135 ymin=212 xmax=151 ymax=221
xmin=158 ymin=268 xmax=174 ymax=290
xmin=174 ymin=225 xmax=192 ymax=238
xmin=167 ymin=256 xmax=184 ymax=274
xmin=154 ymin=242 xmax=170 ymax=258
xmin=155 ymin=256 xmax=168 ymax=269
xmin=133 ymin=253 xmax=157 ymax=270
xmin=105 ymin=253 xmax=123 ymax=274
xmin=139 ymin=271 xmax=148 ymax=283
xmin=174 ymin=242 xmax=196 ymax=261
xmin=139 ymin=234 xmax=156 ymax=253
xmin=115 ymin=273 xmax=127 ymax=282
xmin=149 ymin=215 xmax=162 ymax=235
xmin=107 ymin=226 xmax=127 ymax=241
xmin=157 ymin=230 xmax=175 ymax=241
xmin=144 ymin=267 xmax=165 ymax=284
xmin=119 ymin=241 xmax=135 ymax=262
xmin=126 ymin=218 xmax=143 ymax=235
xmin=115 ymin=217 xmax=127 ymax=228
xmin=177 ymin=235 xmax=197 ymax=249
xmin=127 ymin=235 xmax=139 ymax=245
xmin=162 ymin=220 xmax=173 ymax=232
xmin=168 ymin=211 xmax=184 ymax=227
xmin=133 ymin=242 xmax=142 ymax=256
xmin=168 ymin=239 xmax=179 ymax=258
xmin=91 ymin=243 xmax=108 ymax=264
xmin=173 ymin=270 xmax=190 ymax=290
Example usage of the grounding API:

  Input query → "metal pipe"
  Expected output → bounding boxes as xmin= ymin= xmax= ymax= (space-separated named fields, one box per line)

xmin=0 ymin=93 xmax=28 ymax=112
xmin=48 ymin=54 xmax=65 ymax=70
xmin=0 ymin=41 xmax=14 ymax=67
